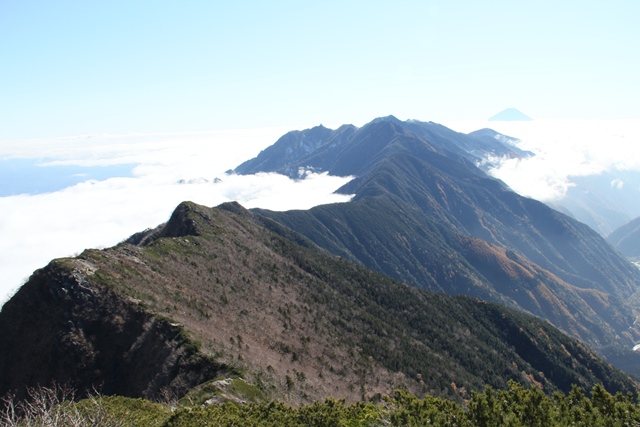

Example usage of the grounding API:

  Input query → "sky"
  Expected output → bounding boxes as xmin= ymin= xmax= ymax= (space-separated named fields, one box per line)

xmin=2 ymin=1 xmax=640 ymax=304
xmin=2 ymin=1 xmax=640 ymax=139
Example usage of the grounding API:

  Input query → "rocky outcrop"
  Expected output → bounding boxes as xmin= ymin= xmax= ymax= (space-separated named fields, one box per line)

xmin=0 ymin=257 xmax=227 ymax=402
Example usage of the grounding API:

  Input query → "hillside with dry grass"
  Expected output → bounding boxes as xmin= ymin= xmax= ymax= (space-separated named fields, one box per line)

xmin=1 ymin=201 xmax=637 ymax=405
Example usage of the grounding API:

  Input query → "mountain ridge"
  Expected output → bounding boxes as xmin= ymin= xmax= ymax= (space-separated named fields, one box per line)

xmin=235 ymin=116 xmax=640 ymax=372
xmin=235 ymin=117 xmax=531 ymax=180
xmin=1 ymin=201 xmax=637 ymax=404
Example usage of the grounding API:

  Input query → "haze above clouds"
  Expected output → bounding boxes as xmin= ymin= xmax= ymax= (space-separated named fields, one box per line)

xmin=448 ymin=119 xmax=640 ymax=202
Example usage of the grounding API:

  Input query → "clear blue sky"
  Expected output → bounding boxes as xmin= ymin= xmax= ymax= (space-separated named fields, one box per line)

xmin=2 ymin=0 xmax=639 ymax=139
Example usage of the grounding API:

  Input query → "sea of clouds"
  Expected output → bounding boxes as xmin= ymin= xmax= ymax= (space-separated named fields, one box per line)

xmin=2 ymin=119 xmax=640 ymax=306
xmin=0 ymin=128 xmax=354 ymax=305
xmin=446 ymin=119 xmax=640 ymax=203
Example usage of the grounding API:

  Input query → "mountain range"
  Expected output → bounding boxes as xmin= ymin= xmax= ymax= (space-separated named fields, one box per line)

xmin=235 ymin=116 xmax=640 ymax=372
xmin=2 ymin=115 xmax=640 ymax=405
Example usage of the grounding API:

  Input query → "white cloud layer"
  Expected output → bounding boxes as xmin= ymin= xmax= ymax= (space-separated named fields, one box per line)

xmin=446 ymin=119 xmax=640 ymax=202
xmin=4 ymin=119 xmax=640 ymax=306
xmin=0 ymin=129 xmax=353 ymax=305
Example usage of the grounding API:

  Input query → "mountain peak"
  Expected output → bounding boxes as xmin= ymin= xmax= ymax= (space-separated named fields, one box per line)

xmin=235 ymin=116 xmax=537 ymax=179
xmin=370 ymin=115 xmax=403 ymax=125
xmin=488 ymin=108 xmax=533 ymax=122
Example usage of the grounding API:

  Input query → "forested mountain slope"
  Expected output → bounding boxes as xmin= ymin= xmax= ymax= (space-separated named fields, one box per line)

xmin=236 ymin=117 xmax=640 ymax=371
xmin=1 ymin=202 xmax=636 ymax=404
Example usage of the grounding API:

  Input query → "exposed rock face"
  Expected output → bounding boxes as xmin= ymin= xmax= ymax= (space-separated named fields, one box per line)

xmin=0 ymin=257 xmax=227 ymax=402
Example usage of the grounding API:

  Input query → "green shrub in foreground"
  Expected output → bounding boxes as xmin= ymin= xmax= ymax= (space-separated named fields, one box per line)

xmin=4 ymin=381 xmax=640 ymax=426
